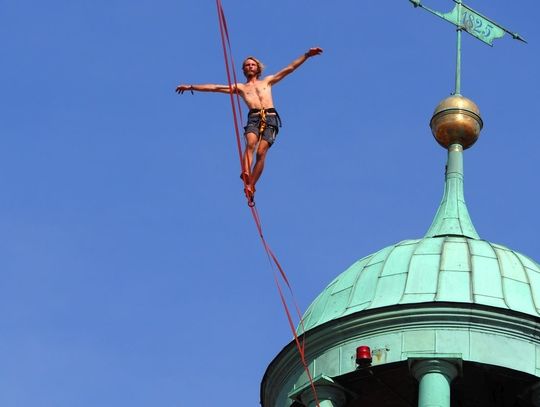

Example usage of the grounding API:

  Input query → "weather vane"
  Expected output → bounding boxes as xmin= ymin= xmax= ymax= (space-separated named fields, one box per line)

xmin=409 ymin=0 xmax=526 ymax=95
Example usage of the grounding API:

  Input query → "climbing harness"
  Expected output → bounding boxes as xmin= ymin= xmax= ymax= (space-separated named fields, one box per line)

xmin=216 ymin=1 xmax=320 ymax=406
xmin=248 ymin=107 xmax=282 ymax=142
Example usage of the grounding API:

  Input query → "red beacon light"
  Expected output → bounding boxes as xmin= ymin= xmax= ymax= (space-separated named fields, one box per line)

xmin=356 ymin=345 xmax=372 ymax=368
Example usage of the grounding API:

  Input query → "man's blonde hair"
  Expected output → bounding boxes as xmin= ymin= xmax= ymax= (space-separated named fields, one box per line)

xmin=242 ymin=56 xmax=265 ymax=78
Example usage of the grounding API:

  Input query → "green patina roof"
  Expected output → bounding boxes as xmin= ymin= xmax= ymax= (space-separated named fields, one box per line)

xmin=302 ymin=144 xmax=540 ymax=332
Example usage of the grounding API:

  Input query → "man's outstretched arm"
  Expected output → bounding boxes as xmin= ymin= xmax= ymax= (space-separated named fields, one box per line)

xmin=267 ymin=47 xmax=323 ymax=85
xmin=175 ymin=83 xmax=239 ymax=94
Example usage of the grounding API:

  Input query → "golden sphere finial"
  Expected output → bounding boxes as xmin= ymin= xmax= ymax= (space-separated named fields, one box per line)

xmin=430 ymin=95 xmax=483 ymax=149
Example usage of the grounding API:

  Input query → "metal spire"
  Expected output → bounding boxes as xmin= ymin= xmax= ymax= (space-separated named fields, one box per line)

xmin=425 ymin=143 xmax=479 ymax=239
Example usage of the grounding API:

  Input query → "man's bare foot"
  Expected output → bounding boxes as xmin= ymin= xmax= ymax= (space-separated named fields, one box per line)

xmin=244 ymin=184 xmax=256 ymax=206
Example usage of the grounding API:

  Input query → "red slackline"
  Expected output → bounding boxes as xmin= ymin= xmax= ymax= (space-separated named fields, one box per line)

xmin=215 ymin=1 xmax=320 ymax=406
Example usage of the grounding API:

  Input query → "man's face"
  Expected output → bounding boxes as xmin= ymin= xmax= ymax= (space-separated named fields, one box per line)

xmin=243 ymin=59 xmax=259 ymax=78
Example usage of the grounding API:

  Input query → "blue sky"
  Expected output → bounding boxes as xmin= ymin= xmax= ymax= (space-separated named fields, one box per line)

xmin=1 ymin=0 xmax=539 ymax=406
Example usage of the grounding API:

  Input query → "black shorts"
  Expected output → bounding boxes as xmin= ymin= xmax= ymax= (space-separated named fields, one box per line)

xmin=244 ymin=111 xmax=281 ymax=147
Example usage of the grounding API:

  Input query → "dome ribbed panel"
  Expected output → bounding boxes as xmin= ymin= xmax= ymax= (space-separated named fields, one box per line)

xmin=517 ymin=253 xmax=540 ymax=273
xmin=435 ymin=237 xmax=473 ymax=303
xmin=401 ymin=238 xmax=443 ymax=304
xmin=494 ymin=245 xmax=538 ymax=316
xmin=469 ymin=240 xmax=507 ymax=308
xmin=301 ymin=237 xmax=540 ymax=333
xmin=347 ymin=246 xmax=394 ymax=310
xmin=302 ymin=280 xmax=336 ymax=330
xmin=347 ymin=259 xmax=384 ymax=311
xmin=370 ymin=241 xmax=416 ymax=308
xmin=517 ymin=253 xmax=540 ymax=314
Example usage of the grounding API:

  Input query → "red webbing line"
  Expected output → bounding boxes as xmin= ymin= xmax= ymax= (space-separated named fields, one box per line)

xmin=219 ymin=4 xmax=307 ymax=341
xmin=215 ymin=1 xmax=306 ymax=347
xmin=216 ymin=0 xmax=244 ymax=169
xmin=250 ymin=205 xmax=316 ymax=374
xmin=250 ymin=206 xmax=319 ymax=406
xmin=215 ymin=2 xmax=320 ymax=406
xmin=250 ymin=206 xmax=308 ymax=350
xmin=217 ymin=5 xmax=244 ymax=129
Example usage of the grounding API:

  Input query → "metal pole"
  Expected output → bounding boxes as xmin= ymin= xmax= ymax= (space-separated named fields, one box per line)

xmin=447 ymin=143 xmax=463 ymax=176
xmin=455 ymin=0 xmax=463 ymax=94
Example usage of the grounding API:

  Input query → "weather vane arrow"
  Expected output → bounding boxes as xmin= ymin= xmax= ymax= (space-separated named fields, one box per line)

xmin=410 ymin=0 xmax=527 ymax=46
xmin=409 ymin=0 xmax=526 ymax=94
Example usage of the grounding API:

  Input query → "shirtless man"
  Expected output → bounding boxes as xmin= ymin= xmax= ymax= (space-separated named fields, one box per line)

xmin=176 ymin=47 xmax=323 ymax=202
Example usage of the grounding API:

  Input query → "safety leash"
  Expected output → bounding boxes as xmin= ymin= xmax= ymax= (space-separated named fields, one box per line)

xmin=258 ymin=108 xmax=267 ymax=141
